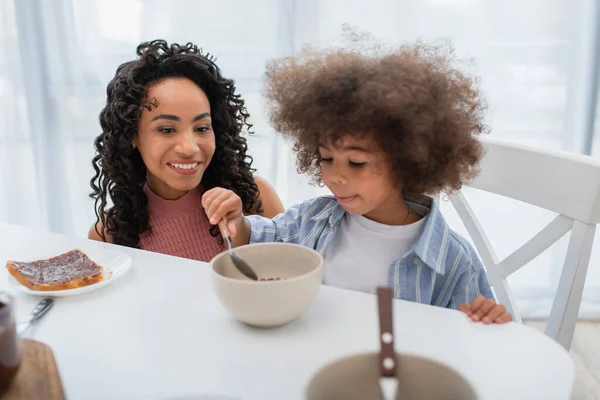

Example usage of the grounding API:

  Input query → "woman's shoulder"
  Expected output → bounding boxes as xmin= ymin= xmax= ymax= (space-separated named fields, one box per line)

xmin=253 ymin=175 xmax=284 ymax=218
xmin=88 ymin=219 xmax=114 ymax=243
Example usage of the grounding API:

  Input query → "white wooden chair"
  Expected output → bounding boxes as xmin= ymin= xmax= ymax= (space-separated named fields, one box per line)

xmin=450 ymin=137 xmax=600 ymax=350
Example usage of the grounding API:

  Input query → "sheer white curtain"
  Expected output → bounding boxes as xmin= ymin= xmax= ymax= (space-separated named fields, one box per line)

xmin=1 ymin=0 xmax=599 ymax=317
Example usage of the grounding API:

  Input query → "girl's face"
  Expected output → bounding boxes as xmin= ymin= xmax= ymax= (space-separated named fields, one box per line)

xmin=133 ymin=77 xmax=216 ymax=200
xmin=318 ymin=136 xmax=404 ymax=224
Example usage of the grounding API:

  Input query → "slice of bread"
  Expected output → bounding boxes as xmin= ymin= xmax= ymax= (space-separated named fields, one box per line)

xmin=6 ymin=249 xmax=104 ymax=291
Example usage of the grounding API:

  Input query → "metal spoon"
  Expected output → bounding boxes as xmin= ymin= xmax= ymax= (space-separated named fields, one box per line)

xmin=18 ymin=297 xmax=54 ymax=337
xmin=218 ymin=220 xmax=258 ymax=281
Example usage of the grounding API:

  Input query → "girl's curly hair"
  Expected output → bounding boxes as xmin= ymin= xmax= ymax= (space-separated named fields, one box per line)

xmin=263 ymin=41 xmax=488 ymax=197
xmin=90 ymin=40 xmax=261 ymax=247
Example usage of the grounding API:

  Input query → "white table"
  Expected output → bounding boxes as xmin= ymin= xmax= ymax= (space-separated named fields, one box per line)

xmin=0 ymin=222 xmax=574 ymax=399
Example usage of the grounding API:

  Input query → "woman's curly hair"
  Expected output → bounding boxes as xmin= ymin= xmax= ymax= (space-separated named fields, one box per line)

xmin=90 ymin=40 xmax=261 ymax=247
xmin=263 ymin=41 xmax=488 ymax=197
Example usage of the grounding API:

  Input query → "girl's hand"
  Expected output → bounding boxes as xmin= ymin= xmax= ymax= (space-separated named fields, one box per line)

xmin=459 ymin=295 xmax=513 ymax=324
xmin=202 ymin=188 xmax=243 ymax=237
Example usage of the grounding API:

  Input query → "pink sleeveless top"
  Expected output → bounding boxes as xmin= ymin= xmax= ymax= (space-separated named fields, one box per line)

xmin=138 ymin=184 xmax=226 ymax=262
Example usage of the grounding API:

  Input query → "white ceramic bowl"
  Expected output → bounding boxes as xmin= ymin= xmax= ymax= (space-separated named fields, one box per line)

xmin=306 ymin=352 xmax=478 ymax=400
xmin=211 ymin=242 xmax=323 ymax=328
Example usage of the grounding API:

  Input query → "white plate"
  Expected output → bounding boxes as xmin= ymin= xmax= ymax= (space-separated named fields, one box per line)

xmin=7 ymin=247 xmax=132 ymax=297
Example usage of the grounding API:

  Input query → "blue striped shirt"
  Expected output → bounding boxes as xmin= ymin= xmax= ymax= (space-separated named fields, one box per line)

xmin=248 ymin=196 xmax=494 ymax=309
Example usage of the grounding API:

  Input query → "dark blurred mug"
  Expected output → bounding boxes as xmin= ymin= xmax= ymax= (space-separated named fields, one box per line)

xmin=0 ymin=292 xmax=20 ymax=395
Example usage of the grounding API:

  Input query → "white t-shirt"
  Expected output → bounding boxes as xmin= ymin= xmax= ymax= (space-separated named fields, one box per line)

xmin=323 ymin=212 xmax=427 ymax=294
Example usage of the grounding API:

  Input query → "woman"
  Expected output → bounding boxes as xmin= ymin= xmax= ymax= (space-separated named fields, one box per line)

xmin=89 ymin=40 xmax=284 ymax=262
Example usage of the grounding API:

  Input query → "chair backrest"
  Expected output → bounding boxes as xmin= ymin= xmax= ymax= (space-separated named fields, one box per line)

xmin=450 ymin=137 xmax=600 ymax=349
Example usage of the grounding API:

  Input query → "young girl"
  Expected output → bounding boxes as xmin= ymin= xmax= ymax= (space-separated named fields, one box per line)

xmin=202 ymin=42 xmax=511 ymax=324
xmin=88 ymin=40 xmax=284 ymax=262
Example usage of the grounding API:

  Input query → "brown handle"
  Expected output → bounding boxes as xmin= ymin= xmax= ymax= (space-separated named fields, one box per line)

xmin=377 ymin=287 xmax=396 ymax=378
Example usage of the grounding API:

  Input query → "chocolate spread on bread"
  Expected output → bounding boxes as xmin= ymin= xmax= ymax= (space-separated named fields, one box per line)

xmin=6 ymin=249 xmax=104 ymax=290
xmin=9 ymin=250 xmax=101 ymax=284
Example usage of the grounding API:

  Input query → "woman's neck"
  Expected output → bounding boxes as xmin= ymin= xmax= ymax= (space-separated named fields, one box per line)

xmin=146 ymin=176 xmax=191 ymax=200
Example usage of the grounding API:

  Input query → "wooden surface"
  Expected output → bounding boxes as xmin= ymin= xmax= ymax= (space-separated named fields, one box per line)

xmin=525 ymin=320 xmax=600 ymax=400
xmin=1 ymin=339 xmax=65 ymax=400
